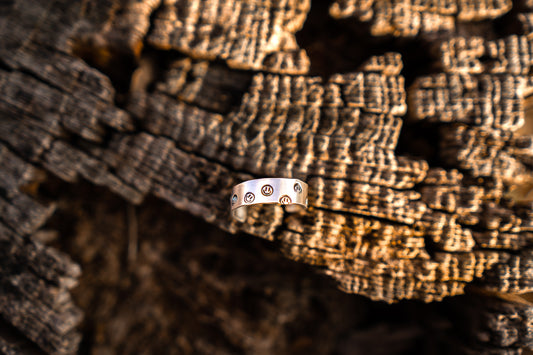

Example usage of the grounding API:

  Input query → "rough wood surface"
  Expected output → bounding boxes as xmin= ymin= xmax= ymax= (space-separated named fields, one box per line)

xmin=0 ymin=0 xmax=533 ymax=353
xmin=329 ymin=0 xmax=512 ymax=37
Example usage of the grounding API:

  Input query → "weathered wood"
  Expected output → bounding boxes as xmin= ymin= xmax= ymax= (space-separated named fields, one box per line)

xmin=0 ymin=146 xmax=82 ymax=354
xmin=37 ymin=182 xmax=533 ymax=354
xmin=329 ymin=0 xmax=512 ymax=37
xmin=0 ymin=0 xmax=532 ymax=353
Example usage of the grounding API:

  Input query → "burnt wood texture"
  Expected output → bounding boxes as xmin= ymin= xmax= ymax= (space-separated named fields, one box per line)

xmin=0 ymin=0 xmax=533 ymax=354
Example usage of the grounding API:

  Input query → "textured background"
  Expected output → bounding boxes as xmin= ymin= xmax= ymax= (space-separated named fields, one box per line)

xmin=1 ymin=0 xmax=533 ymax=354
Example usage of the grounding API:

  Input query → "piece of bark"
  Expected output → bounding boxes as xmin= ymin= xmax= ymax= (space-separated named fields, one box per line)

xmin=451 ymin=292 xmax=533 ymax=353
xmin=329 ymin=0 xmax=512 ymax=37
xmin=408 ymin=32 xmax=533 ymax=301
xmin=75 ymin=0 xmax=311 ymax=74
xmin=0 ymin=146 xmax=82 ymax=355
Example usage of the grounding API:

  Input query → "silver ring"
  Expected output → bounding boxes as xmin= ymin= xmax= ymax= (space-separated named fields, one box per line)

xmin=230 ymin=178 xmax=308 ymax=222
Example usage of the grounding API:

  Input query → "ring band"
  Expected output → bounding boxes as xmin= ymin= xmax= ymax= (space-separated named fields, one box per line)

xmin=231 ymin=178 xmax=308 ymax=222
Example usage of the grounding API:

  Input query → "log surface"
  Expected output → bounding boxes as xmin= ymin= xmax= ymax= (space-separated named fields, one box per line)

xmin=0 ymin=0 xmax=533 ymax=353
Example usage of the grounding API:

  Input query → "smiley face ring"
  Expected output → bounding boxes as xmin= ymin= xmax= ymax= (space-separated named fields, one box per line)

xmin=230 ymin=178 xmax=308 ymax=222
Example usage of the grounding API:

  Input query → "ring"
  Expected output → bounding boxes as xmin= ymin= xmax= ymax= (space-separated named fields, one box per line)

xmin=230 ymin=178 xmax=308 ymax=222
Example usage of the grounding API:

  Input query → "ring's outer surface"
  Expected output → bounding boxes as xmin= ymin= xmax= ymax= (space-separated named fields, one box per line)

xmin=231 ymin=178 xmax=308 ymax=222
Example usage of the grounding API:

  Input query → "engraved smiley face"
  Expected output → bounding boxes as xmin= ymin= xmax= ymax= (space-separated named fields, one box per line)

xmin=244 ymin=192 xmax=255 ymax=203
xmin=261 ymin=184 xmax=274 ymax=196
xmin=279 ymin=195 xmax=292 ymax=205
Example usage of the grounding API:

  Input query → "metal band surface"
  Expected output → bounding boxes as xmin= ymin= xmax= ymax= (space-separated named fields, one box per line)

xmin=231 ymin=178 xmax=308 ymax=222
